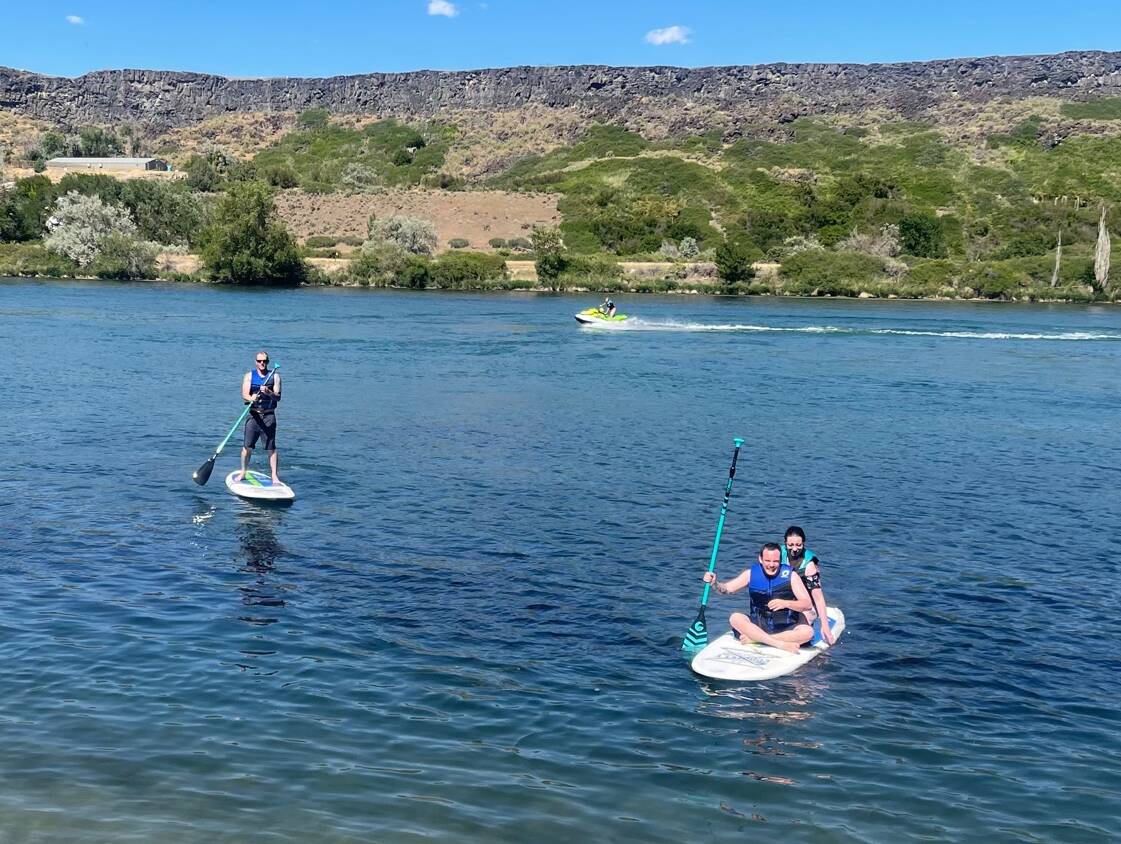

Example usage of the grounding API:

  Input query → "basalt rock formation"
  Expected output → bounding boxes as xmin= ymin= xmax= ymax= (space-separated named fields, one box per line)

xmin=3 ymin=51 xmax=1121 ymax=130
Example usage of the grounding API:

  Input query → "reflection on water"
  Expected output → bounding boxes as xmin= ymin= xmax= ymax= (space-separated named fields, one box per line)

xmin=697 ymin=672 xmax=828 ymax=724
xmin=236 ymin=506 xmax=288 ymax=625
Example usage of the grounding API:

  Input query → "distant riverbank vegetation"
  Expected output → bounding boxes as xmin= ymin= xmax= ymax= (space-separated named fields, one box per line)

xmin=2 ymin=106 xmax=1121 ymax=300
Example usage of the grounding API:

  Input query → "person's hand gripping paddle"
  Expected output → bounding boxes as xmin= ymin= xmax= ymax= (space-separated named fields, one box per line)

xmin=681 ymin=437 xmax=744 ymax=653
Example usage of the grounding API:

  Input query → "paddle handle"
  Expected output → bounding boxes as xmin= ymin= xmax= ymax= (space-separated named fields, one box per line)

xmin=698 ymin=437 xmax=744 ymax=607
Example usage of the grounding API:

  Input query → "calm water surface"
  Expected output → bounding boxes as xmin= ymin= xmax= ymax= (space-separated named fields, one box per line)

xmin=1 ymin=279 xmax=1119 ymax=842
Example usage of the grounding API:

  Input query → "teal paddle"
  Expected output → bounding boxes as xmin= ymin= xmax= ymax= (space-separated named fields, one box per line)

xmin=681 ymin=437 xmax=744 ymax=653
xmin=192 ymin=365 xmax=279 ymax=486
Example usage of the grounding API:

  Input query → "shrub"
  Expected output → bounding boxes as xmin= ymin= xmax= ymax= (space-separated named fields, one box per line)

xmin=399 ymin=254 xmax=431 ymax=289
xmin=45 ymin=192 xmax=137 ymax=267
xmin=448 ymin=238 xmax=469 ymax=249
xmin=488 ymin=237 xmax=507 ymax=249
xmin=508 ymin=237 xmax=532 ymax=251
xmin=306 ymin=235 xmax=339 ymax=248
xmin=714 ymin=238 xmax=756 ymax=283
xmin=780 ymin=250 xmax=887 ymax=295
xmin=559 ymin=254 xmax=622 ymax=283
xmin=531 ymin=226 xmax=567 ymax=290
xmin=340 ymin=163 xmax=381 ymax=191
xmin=90 ymin=233 xmax=160 ymax=280
xmin=366 ymin=214 xmax=437 ymax=255
xmin=1061 ymin=99 xmax=1121 ymax=120
xmin=431 ymin=251 xmax=507 ymax=287
xmin=836 ymin=224 xmax=901 ymax=258
xmin=184 ymin=146 xmax=234 ymax=192
xmin=262 ymin=163 xmax=300 ymax=188
xmin=0 ymin=241 xmax=80 ymax=277
xmin=390 ymin=148 xmax=414 ymax=166
xmin=199 ymin=181 xmax=306 ymax=285
xmin=899 ymin=212 xmax=947 ymax=258
xmin=959 ymin=261 xmax=1032 ymax=299
xmin=297 ymin=108 xmax=330 ymax=130
xmin=679 ymin=236 xmax=700 ymax=259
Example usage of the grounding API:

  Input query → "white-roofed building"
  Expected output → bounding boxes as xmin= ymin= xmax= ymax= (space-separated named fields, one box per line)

xmin=46 ymin=157 xmax=170 ymax=173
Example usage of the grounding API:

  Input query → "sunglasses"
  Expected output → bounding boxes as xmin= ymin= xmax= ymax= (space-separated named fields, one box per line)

xmin=256 ymin=359 xmax=269 ymax=364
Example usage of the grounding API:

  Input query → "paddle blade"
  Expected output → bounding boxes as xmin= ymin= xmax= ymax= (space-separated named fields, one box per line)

xmin=682 ymin=609 xmax=708 ymax=653
xmin=193 ymin=456 xmax=216 ymax=486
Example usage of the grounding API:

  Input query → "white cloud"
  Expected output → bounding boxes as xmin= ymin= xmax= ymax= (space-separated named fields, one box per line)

xmin=645 ymin=25 xmax=691 ymax=46
xmin=65 ymin=14 xmax=84 ymax=25
xmin=427 ymin=0 xmax=458 ymax=16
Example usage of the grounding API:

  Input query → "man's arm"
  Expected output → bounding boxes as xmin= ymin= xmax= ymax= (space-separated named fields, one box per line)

xmin=768 ymin=572 xmax=812 ymax=613
xmin=241 ymin=372 xmax=252 ymax=403
xmin=268 ymin=372 xmax=281 ymax=403
xmin=705 ymin=569 xmax=750 ymax=595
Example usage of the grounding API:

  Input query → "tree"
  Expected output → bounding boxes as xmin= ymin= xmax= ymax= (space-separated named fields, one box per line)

xmin=1094 ymin=205 xmax=1111 ymax=291
xmin=679 ymin=236 xmax=700 ymax=259
xmin=77 ymin=126 xmax=123 ymax=157
xmin=45 ymin=191 xmax=137 ymax=267
xmin=531 ymin=226 xmax=567 ymax=290
xmin=366 ymin=214 xmax=437 ymax=255
xmin=119 ymin=180 xmax=207 ymax=247
xmin=1050 ymin=229 xmax=1062 ymax=288
xmin=714 ymin=238 xmax=755 ymax=284
xmin=0 ymin=175 xmax=56 ymax=242
xmin=199 ymin=181 xmax=306 ymax=285
xmin=899 ymin=212 xmax=947 ymax=258
xmin=184 ymin=146 xmax=234 ymax=192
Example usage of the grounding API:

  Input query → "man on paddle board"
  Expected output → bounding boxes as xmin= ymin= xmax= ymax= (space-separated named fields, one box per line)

xmin=781 ymin=526 xmax=835 ymax=645
xmin=703 ymin=542 xmax=813 ymax=653
xmin=236 ymin=351 xmax=282 ymax=484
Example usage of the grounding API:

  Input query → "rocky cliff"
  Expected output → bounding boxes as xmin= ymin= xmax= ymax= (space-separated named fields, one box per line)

xmin=4 ymin=51 xmax=1121 ymax=129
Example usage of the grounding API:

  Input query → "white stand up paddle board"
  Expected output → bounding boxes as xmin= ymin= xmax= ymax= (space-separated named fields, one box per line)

xmin=224 ymin=470 xmax=295 ymax=502
xmin=691 ymin=607 xmax=845 ymax=681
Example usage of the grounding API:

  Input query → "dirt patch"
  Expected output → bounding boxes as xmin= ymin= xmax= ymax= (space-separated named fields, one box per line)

xmin=42 ymin=166 xmax=186 ymax=183
xmin=275 ymin=188 xmax=560 ymax=252
xmin=157 ymin=252 xmax=200 ymax=274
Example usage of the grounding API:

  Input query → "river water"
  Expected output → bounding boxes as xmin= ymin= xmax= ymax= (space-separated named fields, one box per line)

xmin=1 ymin=278 xmax=1119 ymax=842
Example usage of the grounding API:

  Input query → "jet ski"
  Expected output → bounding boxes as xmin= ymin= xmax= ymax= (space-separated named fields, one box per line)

xmin=574 ymin=307 xmax=629 ymax=326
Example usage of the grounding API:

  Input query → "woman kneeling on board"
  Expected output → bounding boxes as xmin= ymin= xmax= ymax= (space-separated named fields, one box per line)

xmin=702 ymin=542 xmax=814 ymax=654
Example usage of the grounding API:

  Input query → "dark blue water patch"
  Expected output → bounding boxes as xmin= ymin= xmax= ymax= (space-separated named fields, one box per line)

xmin=1 ymin=279 xmax=1120 ymax=841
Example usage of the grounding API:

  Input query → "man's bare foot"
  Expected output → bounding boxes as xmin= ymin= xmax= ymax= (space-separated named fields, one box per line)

xmin=271 ymin=476 xmax=282 ymax=485
xmin=774 ymin=641 xmax=801 ymax=654
xmin=234 ymin=471 xmax=245 ymax=482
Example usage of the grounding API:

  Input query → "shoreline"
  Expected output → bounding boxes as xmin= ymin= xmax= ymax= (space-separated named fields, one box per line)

xmin=2 ymin=271 xmax=1116 ymax=305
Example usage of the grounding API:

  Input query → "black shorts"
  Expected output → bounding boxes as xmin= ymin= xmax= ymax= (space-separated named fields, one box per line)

xmin=244 ymin=410 xmax=277 ymax=451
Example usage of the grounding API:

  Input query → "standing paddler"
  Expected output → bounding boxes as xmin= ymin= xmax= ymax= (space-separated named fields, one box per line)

xmin=236 ymin=351 xmax=282 ymax=485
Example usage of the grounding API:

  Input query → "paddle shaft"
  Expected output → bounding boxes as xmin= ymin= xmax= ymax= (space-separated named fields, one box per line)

xmin=697 ymin=437 xmax=744 ymax=608
xmin=206 ymin=365 xmax=278 ymax=458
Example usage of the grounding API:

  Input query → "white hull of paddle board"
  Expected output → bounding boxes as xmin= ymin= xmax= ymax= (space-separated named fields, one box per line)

xmin=224 ymin=470 xmax=295 ymax=502
xmin=691 ymin=607 xmax=845 ymax=681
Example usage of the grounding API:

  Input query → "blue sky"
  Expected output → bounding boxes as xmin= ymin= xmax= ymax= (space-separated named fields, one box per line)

xmin=7 ymin=1 xmax=1121 ymax=78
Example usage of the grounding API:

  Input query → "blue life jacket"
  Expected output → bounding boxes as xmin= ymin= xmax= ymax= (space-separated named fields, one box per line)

xmin=748 ymin=562 xmax=802 ymax=633
xmin=249 ymin=368 xmax=278 ymax=411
